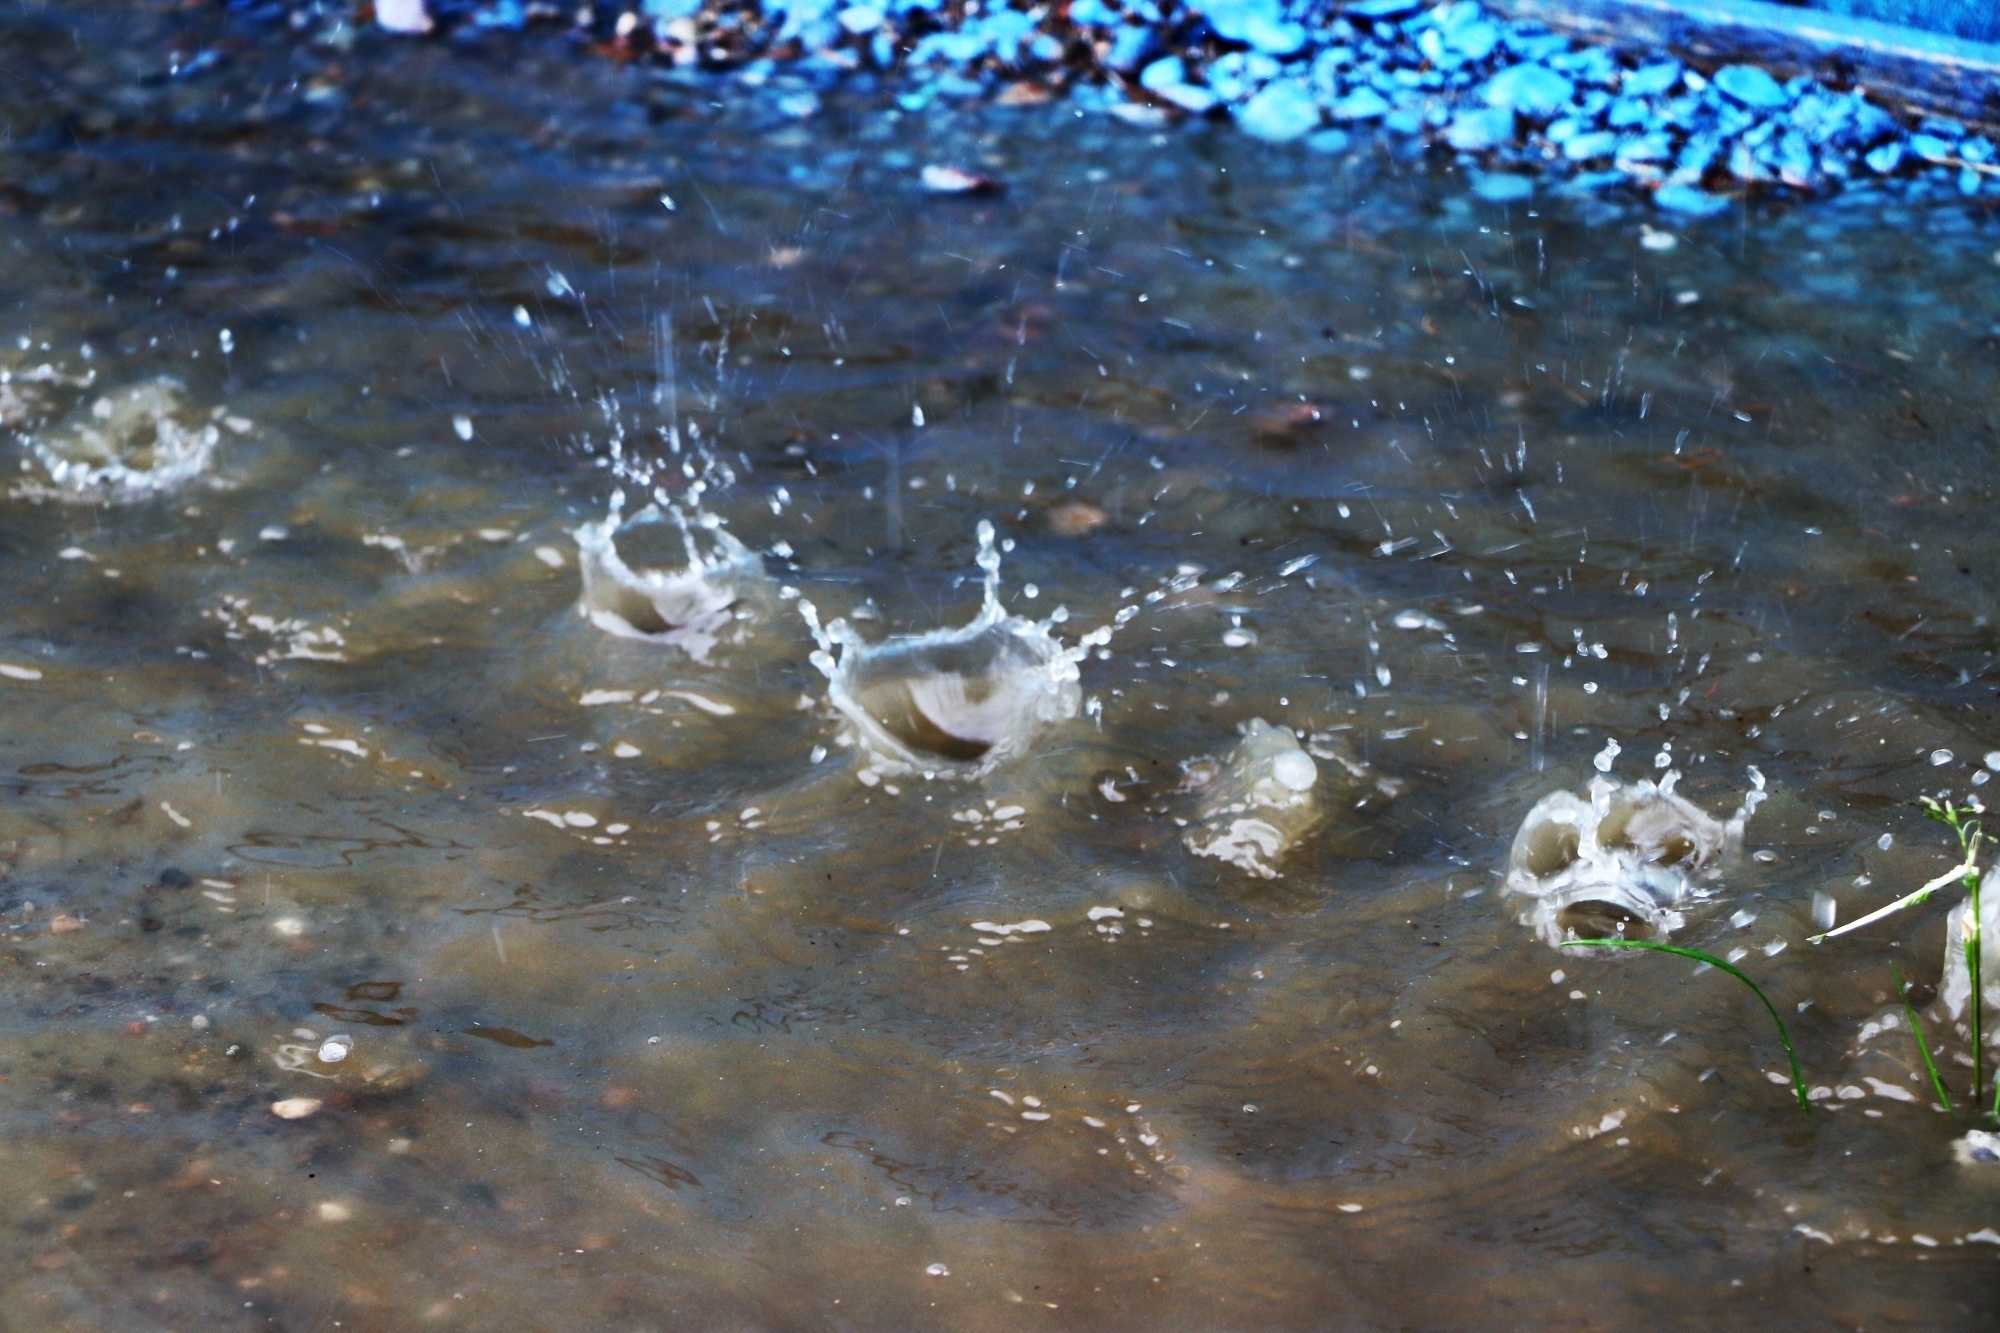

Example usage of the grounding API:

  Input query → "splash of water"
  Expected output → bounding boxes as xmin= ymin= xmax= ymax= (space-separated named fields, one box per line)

xmin=12 ymin=376 xmax=224 ymax=504
xmin=797 ymin=520 xmax=1120 ymax=779
xmin=1183 ymin=719 xmax=1322 ymax=879
xmin=1504 ymin=768 xmax=1766 ymax=948
xmin=570 ymin=489 xmax=766 ymax=662
xmin=1940 ymin=882 xmax=2000 ymax=1054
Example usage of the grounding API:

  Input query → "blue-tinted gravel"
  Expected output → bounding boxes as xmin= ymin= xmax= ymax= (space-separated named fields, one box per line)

xmin=270 ymin=0 xmax=2000 ymax=215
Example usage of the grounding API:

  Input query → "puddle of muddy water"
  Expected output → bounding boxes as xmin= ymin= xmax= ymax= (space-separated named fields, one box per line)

xmin=6 ymin=4 xmax=2000 ymax=1328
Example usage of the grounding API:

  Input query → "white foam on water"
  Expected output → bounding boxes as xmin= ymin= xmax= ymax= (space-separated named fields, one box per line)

xmin=1183 ymin=719 xmax=1322 ymax=880
xmin=13 ymin=376 xmax=224 ymax=504
xmin=797 ymin=520 xmax=1116 ymax=778
xmin=1504 ymin=769 xmax=1765 ymax=948
xmin=571 ymin=489 xmax=766 ymax=662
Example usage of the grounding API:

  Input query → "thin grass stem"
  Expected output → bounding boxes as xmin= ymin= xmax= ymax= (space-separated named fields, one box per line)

xmin=1807 ymin=856 xmax=1973 ymax=945
xmin=1561 ymin=938 xmax=1810 ymax=1113
xmin=1891 ymin=962 xmax=1954 ymax=1116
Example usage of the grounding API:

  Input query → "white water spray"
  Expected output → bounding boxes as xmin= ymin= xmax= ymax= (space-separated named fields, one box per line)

xmin=1504 ymin=767 xmax=1766 ymax=948
xmin=797 ymin=519 xmax=1123 ymax=779
xmin=571 ymin=489 xmax=766 ymax=662
xmin=13 ymin=376 xmax=224 ymax=504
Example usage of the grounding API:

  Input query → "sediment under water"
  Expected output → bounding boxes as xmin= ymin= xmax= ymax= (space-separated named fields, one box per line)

xmin=3 ymin=4 xmax=2000 ymax=1328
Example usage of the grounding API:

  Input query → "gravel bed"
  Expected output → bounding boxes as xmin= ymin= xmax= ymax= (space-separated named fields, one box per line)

xmin=261 ymin=0 xmax=2000 ymax=213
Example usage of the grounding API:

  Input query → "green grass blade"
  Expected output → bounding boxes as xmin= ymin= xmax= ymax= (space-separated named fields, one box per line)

xmin=1891 ymin=962 xmax=1954 ymax=1116
xmin=1560 ymin=938 xmax=1811 ymax=1113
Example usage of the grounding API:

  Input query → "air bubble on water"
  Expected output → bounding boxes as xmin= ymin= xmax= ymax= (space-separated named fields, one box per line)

xmin=796 ymin=520 xmax=1119 ymax=779
xmin=14 ymin=377 xmax=224 ymax=504
xmin=1504 ymin=769 xmax=1765 ymax=949
xmin=1592 ymin=738 xmax=1621 ymax=773
xmin=318 ymin=1035 xmax=352 ymax=1063
xmin=453 ymin=413 xmax=474 ymax=440
xmin=571 ymin=490 xmax=766 ymax=661
xmin=1932 ymin=749 xmax=1956 ymax=767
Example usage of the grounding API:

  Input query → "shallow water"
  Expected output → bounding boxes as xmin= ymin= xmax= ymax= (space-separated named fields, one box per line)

xmin=6 ymin=4 xmax=2000 ymax=1327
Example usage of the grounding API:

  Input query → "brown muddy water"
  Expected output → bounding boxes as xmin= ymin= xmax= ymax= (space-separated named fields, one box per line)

xmin=5 ymin=4 xmax=2000 ymax=1329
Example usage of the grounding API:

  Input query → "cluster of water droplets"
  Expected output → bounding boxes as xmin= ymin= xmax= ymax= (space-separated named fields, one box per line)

xmin=797 ymin=520 xmax=1128 ymax=781
xmin=568 ymin=312 xmax=767 ymax=661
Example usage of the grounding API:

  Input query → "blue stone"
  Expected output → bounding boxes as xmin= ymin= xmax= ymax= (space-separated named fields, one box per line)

xmin=1622 ymin=60 xmax=1681 ymax=98
xmin=1159 ymin=82 xmax=1221 ymax=114
xmin=1961 ymin=167 xmax=1984 ymax=196
xmin=776 ymin=89 xmax=821 ymax=118
xmin=835 ymin=5 xmax=882 ymax=34
xmin=1383 ymin=107 xmax=1424 ymax=134
xmin=1614 ymin=131 xmax=1672 ymax=165
xmin=1713 ymin=64 xmax=1787 ymax=110
xmin=1197 ymin=0 xmax=1307 ymax=56
xmin=1306 ymin=127 xmax=1354 ymax=154
xmin=1347 ymin=0 xmax=1421 ymax=17
xmin=1504 ymin=31 xmax=1570 ymax=62
xmin=1471 ymin=171 xmax=1534 ymax=202
xmin=472 ymin=0 xmax=527 ymax=29
xmin=1563 ymin=130 xmax=1619 ymax=160
xmin=1551 ymin=46 xmax=1618 ymax=87
xmin=1416 ymin=29 xmax=1462 ymax=70
xmin=1606 ymin=97 xmax=1651 ymax=129
xmin=1068 ymin=0 xmax=1117 ymax=24
xmin=1675 ymin=133 xmax=1721 ymax=177
xmin=1655 ymin=183 xmax=1731 ymax=216
xmin=1910 ymin=133 xmax=1955 ymax=162
xmin=1444 ymin=105 xmax=1515 ymax=151
xmin=1327 ymin=87 xmax=1393 ymax=121
xmin=1237 ymin=81 xmax=1322 ymax=141
xmin=1208 ymin=51 xmax=1279 ymax=102
xmin=1105 ymin=23 xmax=1155 ymax=71
xmin=1139 ymin=56 xmax=1188 ymax=92
xmin=1545 ymin=116 xmax=1584 ymax=144
xmin=1482 ymin=64 xmax=1575 ymax=117
xmin=1447 ymin=21 xmax=1501 ymax=62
